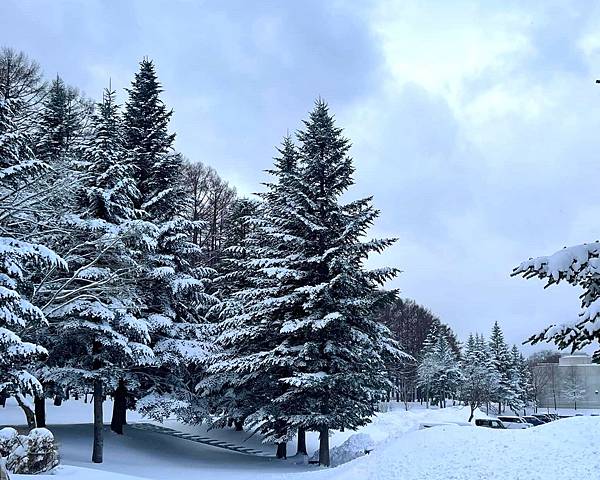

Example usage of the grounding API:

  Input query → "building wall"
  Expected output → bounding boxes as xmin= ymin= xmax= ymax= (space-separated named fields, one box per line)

xmin=535 ymin=356 xmax=600 ymax=409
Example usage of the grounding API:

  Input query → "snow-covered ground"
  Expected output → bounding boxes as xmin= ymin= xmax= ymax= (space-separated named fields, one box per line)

xmin=311 ymin=415 xmax=600 ymax=480
xmin=3 ymin=399 xmax=600 ymax=479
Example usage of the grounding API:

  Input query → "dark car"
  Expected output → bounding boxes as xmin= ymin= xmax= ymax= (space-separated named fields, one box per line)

xmin=475 ymin=418 xmax=506 ymax=429
xmin=523 ymin=416 xmax=544 ymax=426
xmin=532 ymin=414 xmax=553 ymax=423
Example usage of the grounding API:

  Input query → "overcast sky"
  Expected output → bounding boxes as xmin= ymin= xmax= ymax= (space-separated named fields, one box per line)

xmin=2 ymin=0 xmax=599 ymax=351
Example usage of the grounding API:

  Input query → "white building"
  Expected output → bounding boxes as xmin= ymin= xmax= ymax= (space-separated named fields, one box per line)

xmin=534 ymin=353 xmax=600 ymax=409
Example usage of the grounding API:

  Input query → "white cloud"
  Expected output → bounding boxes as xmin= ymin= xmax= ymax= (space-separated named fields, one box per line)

xmin=344 ymin=0 xmax=600 ymax=349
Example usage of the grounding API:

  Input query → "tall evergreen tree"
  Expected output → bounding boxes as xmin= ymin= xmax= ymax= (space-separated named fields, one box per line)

xmin=283 ymin=103 xmax=403 ymax=466
xmin=488 ymin=321 xmax=515 ymax=413
xmin=507 ymin=345 xmax=531 ymax=414
xmin=417 ymin=326 xmax=462 ymax=408
xmin=81 ymin=88 xmax=138 ymax=222
xmin=35 ymin=76 xmax=89 ymax=163
xmin=37 ymin=87 xmax=153 ymax=463
xmin=0 ymin=93 xmax=64 ymax=421
xmin=121 ymin=59 xmax=218 ymax=425
xmin=123 ymin=58 xmax=179 ymax=219
xmin=460 ymin=333 xmax=499 ymax=420
xmin=201 ymin=137 xmax=305 ymax=457
xmin=205 ymin=102 xmax=404 ymax=465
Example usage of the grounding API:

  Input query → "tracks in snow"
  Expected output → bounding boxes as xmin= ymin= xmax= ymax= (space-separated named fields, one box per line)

xmin=130 ymin=423 xmax=275 ymax=458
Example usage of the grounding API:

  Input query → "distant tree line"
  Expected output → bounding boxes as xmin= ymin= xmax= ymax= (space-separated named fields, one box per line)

xmin=380 ymin=301 xmax=535 ymax=421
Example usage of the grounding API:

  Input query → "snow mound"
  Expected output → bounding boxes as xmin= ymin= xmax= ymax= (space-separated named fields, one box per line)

xmin=310 ymin=433 xmax=375 ymax=466
xmin=309 ymin=416 xmax=600 ymax=480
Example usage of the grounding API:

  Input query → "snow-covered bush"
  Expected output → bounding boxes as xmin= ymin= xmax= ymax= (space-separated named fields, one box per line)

xmin=5 ymin=428 xmax=59 ymax=474
xmin=0 ymin=428 xmax=18 ymax=458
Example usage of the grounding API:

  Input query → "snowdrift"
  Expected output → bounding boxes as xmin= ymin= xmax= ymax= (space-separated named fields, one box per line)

xmin=307 ymin=416 xmax=600 ymax=480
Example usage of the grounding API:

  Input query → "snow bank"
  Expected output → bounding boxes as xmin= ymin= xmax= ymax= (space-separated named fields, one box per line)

xmin=305 ymin=416 xmax=600 ymax=480
xmin=309 ymin=433 xmax=375 ymax=466
xmin=304 ymin=403 xmax=482 ymax=463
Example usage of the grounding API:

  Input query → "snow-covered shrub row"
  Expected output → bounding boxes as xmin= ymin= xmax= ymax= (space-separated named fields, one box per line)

xmin=0 ymin=427 xmax=59 ymax=474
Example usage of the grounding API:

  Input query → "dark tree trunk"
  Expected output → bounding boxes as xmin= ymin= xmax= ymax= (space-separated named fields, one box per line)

xmin=92 ymin=378 xmax=104 ymax=463
xmin=34 ymin=393 xmax=46 ymax=428
xmin=296 ymin=428 xmax=307 ymax=455
xmin=468 ymin=405 xmax=475 ymax=422
xmin=53 ymin=395 xmax=62 ymax=407
xmin=227 ymin=418 xmax=234 ymax=428
xmin=318 ymin=426 xmax=330 ymax=467
xmin=0 ymin=391 xmax=7 ymax=407
xmin=234 ymin=419 xmax=244 ymax=431
xmin=276 ymin=442 xmax=287 ymax=459
xmin=92 ymin=340 xmax=103 ymax=463
xmin=111 ymin=379 xmax=127 ymax=435
xmin=15 ymin=394 xmax=36 ymax=429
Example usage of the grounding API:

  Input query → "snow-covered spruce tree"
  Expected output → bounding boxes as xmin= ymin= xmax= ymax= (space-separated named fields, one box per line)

xmin=201 ymin=137 xmax=306 ymax=458
xmin=507 ymin=345 xmax=531 ymax=414
xmin=460 ymin=334 xmax=499 ymax=420
xmin=206 ymin=196 xmax=260 ymax=328
xmin=35 ymin=87 xmax=154 ymax=463
xmin=123 ymin=58 xmax=177 ymax=219
xmin=417 ymin=326 xmax=462 ymax=408
xmin=122 ymin=59 xmax=217 ymax=424
xmin=513 ymin=242 xmax=600 ymax=360
xmin=488 ymin=321 xmax=515 ymax=414
xmin=35 ymin=75 xmax=90 ymax=164
xmin=518 ymin=351 xmax=533 ymax=410
xmin=27 ymin=77 xmax=93 ymax=428
xmin=271 ymin=103 xmax=402 ymax=465
xmin=0 ymin=94 xmax=65 ymax=426
xmin=289 ymin=104 xmax=404 ymax=466
xmin=134 ymin=215 xmax=218 ymax=424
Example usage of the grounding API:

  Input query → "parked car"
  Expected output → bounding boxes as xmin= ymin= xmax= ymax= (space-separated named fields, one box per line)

xmin=523 ymin=416 xmax=544 ymax=426
xmin=532 ymin=414 xmax=553 ymax=423
xmin=474 ymin=418 xmax=506 ymax=429
xmin=419 ymin=421 xmax=473 ymax=430
xmin=497 ymin=416 xmax=532 ymax=429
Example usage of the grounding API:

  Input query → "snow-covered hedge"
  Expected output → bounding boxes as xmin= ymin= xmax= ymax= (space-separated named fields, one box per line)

xmin=0 ymin=427 xmax=59 ymax=474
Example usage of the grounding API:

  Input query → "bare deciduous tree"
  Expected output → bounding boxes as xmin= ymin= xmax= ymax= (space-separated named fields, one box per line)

xmin=562 ymin=367 xmax=586 ymax=410
xmin=0 ymin=47 xmax=47 ymax=128
xmin=182 ymin=160 xmax=236 ymax=264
